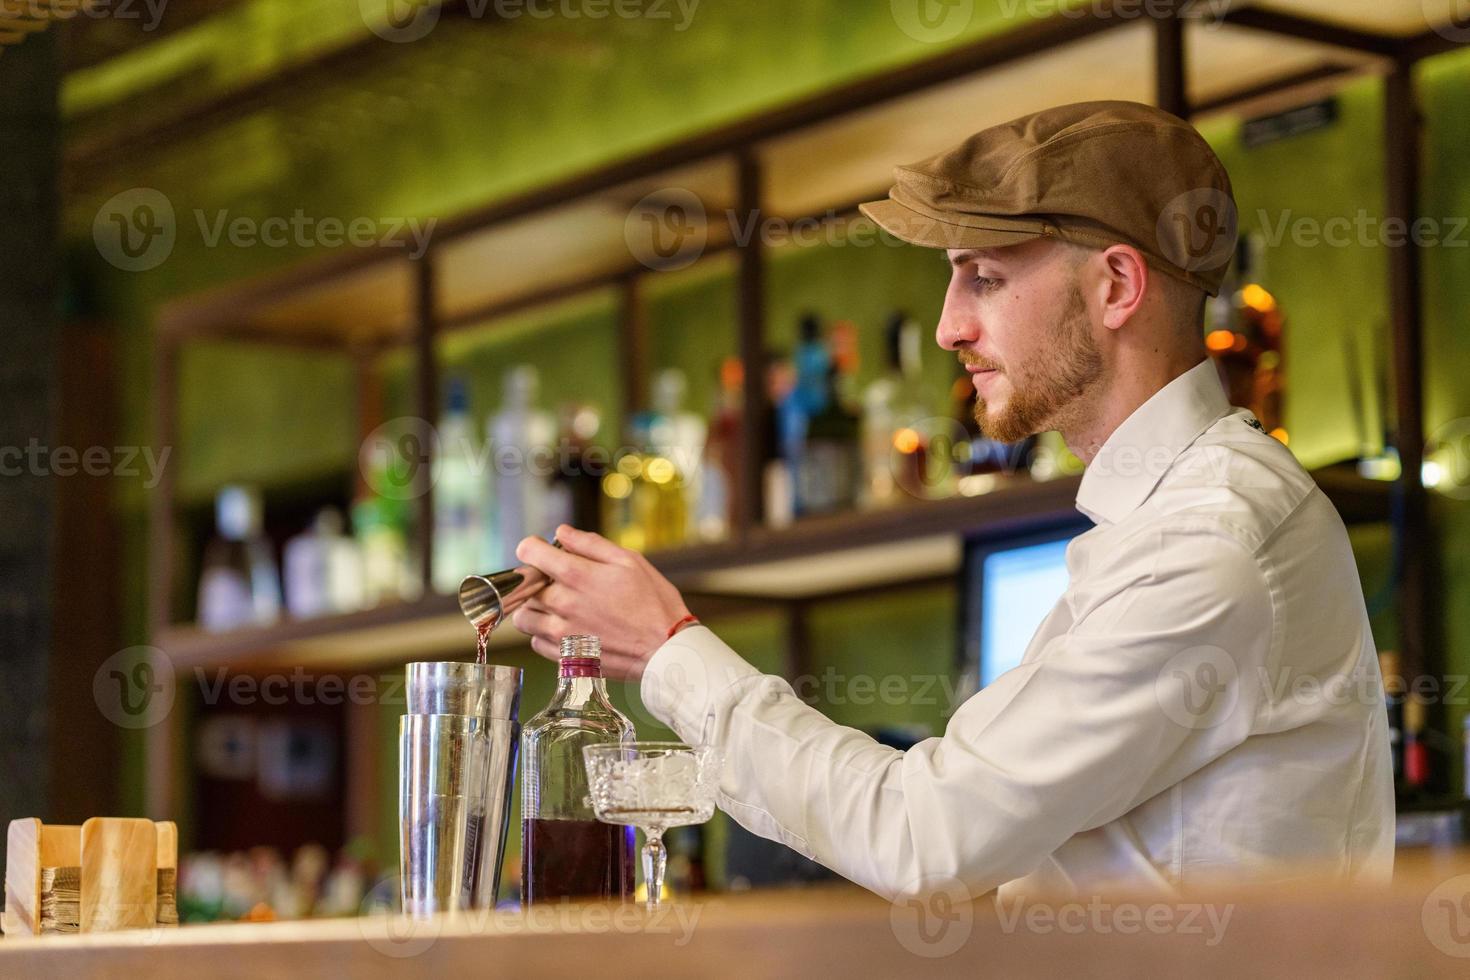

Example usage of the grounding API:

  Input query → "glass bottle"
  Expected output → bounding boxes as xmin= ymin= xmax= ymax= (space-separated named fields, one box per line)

xmin=546 ymin=403 xmax=607 ymax=535
xmin=520 ymin=635 xmax=637 ymax=905
xmin=796 ymin=358 xmax=860 ymax=516
xmin=432 ymin=376 xmax=485 ymax=595
xmin=603 ymin=420 xmax=687 ymax=553
xmin=283 ymin=507 xmax=363 ymax=618
xmin=649 ymin=368 xmax=708 ymax=542
xmin=197 ymin=485 xmax=281 ymax=631
xmin=485 ymin=365 xmax=556 ymax=569
xmin=697 ymin=356 xmax=743 ymax=542
xmin=862 ymin=312 xmax=929 ymax=508
xmin=1204 ymin=234 xmax=1286 ymax=441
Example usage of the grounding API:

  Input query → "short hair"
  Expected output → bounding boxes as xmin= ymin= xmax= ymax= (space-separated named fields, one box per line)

xmin=1155 ymin=265 xmax=1208 ymax=337
xmin=1057 ymin=239 xmax=1206 ymax=337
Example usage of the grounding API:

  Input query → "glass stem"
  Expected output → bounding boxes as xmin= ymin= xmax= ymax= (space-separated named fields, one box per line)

xmin=642 ymin=829 xmax=667 ymax=911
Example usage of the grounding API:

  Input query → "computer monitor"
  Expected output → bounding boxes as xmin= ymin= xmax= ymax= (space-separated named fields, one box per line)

xmin=959 ymin=525 xmax=1085 ymax=689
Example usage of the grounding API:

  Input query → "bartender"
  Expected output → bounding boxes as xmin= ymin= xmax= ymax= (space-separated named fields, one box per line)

xmin=512 ymin=101 xmax=1394 ymax=901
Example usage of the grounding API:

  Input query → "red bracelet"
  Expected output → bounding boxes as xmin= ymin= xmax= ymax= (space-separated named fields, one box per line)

xmin=666 ymin=614 xmax=700 ymax=640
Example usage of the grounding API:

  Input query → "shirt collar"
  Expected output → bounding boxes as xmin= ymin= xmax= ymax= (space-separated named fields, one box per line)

xmin=1074 ymin=358 xmax=1232 ymax=525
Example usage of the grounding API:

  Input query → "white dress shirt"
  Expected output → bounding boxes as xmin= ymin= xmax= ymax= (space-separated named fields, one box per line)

xmin=641 ymin=359 xmax=1395 ymax=900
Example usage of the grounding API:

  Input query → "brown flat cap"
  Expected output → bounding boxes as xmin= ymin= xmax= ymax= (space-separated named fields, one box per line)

xmin=859 ymin=101 xmax=1238 ymax=296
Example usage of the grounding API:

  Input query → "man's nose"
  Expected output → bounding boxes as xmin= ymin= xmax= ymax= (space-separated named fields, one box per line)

xmin=935 ymin=293 xmax=979 ymax=351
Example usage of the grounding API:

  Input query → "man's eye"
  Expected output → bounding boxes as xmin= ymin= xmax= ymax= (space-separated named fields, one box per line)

xmin=973 ymin=276 xmax=1002 ymax=292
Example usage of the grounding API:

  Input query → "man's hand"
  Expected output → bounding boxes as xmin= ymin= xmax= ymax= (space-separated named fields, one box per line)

xmin=510 ymin=525 xmax=693 ymax=681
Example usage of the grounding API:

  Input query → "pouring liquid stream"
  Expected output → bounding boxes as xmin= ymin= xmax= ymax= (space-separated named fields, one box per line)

xmin=476 ymin=621 xmax=493 ymax=665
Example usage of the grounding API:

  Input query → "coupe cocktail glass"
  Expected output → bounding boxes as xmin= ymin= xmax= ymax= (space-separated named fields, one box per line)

xmin=582 ymin=742 xmax=721 ymax=911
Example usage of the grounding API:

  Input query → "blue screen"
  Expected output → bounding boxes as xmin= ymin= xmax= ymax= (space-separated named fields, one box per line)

xmin=980 ymin=538 xmax=1072 ymax=687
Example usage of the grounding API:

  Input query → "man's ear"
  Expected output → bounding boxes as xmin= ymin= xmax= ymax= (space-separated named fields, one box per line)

xmin=1097 ymin=245 xmax=1149 ymax=332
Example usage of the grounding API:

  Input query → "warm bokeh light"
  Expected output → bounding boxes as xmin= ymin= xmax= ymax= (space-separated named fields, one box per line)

xmin=892 ymin=427 xmax=921 ymax=454
xmin=602 ymin=472 xmax=633 ymax=499
xmin=645 ymin=457 xmax=676 ymax=485
xmin=1206 ymin=329 xmax=1235 ymax=352
xmin=1241 ymin=284 xmax=1277 ymax=314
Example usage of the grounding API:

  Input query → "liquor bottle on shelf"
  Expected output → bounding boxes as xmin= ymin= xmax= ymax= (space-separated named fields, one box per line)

xmin=786 ymin=313 xmax=849 ymax=518
xmin=432 ymin=376 xmax=485 ymax=595
xmin=197 ymin=485 xmax=281 ymax=632
xmin=1204 ymin=233 xmax=1286 ymax=442
xmin=792 ymin=312 xmax=830 ymax=423
xmin=485 ymin=366 xmax=556 ymax=568
xmin=1379 ymin=651 xmax=1405 ymax=789
xmin=602 ymin=442 xmax=686 ymax=553
xmin=862 ymin=312 xmax=929 ymax=508
xmin=796 ymin=353 xmax=861 ymax=517
xmin=765 ymin=352 xmax=799 ymax=528
xmin=283 ymin=513 xmax=328 ymax=620
xmin=520 ymin=635 xmax=637 ymax=906
xmin=546 ymin=403 xmax=607 ymax=536
xmin=1403 ymin=694 xmax=1430 ymax=797
xmin=697 ymin=357 xmax=743 ymax=542
xmin=283 ymin=508 xmax=364 ymax=618
xmin=352 ymin=486 xmax=417 ymax=606
xmin=829 ymin=319 xmax=861 ymax=412
xmin=648 ymin=368 xmax=708 ymax=542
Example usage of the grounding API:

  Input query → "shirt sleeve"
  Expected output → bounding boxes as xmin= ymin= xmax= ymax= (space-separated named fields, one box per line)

xmin=639 ymin=523 xmax=1275 ymax=901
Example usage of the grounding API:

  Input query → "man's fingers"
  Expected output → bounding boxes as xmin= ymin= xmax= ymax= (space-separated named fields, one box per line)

xmin=510 ymin=605 xmax=563 ymax=641
xmin=515 ymin=534 xmax=588 ymax=583
xmin=530 ymin=583 xmax=576 ymax=617
xmin=554 ymin=524 xmax=632 ymax=565
xmin=528 ymin=634 xmax=559 ymax=661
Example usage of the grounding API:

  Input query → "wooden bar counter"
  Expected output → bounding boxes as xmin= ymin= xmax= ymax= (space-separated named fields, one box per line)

xmin=5 ymin=854 xmax=1470 ymax=978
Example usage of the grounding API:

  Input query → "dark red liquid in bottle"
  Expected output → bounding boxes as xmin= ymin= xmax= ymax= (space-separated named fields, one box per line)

xmin=521 ymin=818 xmax=636 ymax=903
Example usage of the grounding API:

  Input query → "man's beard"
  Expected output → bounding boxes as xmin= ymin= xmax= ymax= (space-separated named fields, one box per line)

xmin=974 ymin=285 xmax=1103 ymax=444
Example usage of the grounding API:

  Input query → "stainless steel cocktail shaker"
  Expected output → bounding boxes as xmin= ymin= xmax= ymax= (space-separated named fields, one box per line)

xmin=399 ymin=661 xmax=522 ymax=917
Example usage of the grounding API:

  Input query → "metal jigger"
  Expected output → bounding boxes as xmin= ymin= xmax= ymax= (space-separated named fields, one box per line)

xmin=457 ymin=539 xmax=561 ymax=635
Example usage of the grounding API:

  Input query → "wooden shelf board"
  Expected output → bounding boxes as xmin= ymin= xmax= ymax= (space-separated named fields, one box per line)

xmin=761 ymin=22 xmax=1155 ymax=221
xmin=1188 ymin=20 xmax=1383 ymax=102
xmin=1251 ymin=0 xmax=1463 ymax=38
xmin=762 ymin=20 xmax=1379 ymax=222
xmin=159 ymin=253 xmax=416 ymax=349
xmin=435 ymin=155 xmax=737 ymax=329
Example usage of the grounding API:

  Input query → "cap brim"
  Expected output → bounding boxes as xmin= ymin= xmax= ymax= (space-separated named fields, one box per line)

xmin=858 ymin=197 xmax=1047 ymax=251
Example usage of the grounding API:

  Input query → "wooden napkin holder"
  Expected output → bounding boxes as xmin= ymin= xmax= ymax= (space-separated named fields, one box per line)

xmin=3 ymin=818 xmax=178 ymax=936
